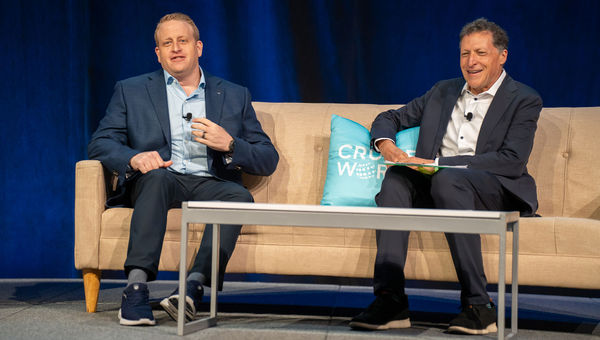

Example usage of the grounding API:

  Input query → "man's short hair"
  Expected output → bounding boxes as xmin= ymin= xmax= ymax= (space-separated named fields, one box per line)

xmin=154 ymin=12 xmax=200 ymax=46
xmin=459 ymin=18 xmax=509 ymax=52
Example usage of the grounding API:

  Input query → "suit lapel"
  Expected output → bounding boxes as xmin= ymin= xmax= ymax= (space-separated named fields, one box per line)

xmin=205 ymin=73 xmax=225 ymax=124
xmin=146 ymin=70 xmax=171 ymax=145
xmin=476 ymin=75 xmax=517 ymax=152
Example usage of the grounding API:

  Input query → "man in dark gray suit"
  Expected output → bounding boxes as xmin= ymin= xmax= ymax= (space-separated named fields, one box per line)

xmin=88 ymin=12 xmax=278 ymax=326
xmin=350 ymin=18 xmax=542 ymax=335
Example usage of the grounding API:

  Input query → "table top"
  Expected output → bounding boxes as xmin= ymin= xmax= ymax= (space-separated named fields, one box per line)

xmin=186 ymin=201 xmax=519 ymax=221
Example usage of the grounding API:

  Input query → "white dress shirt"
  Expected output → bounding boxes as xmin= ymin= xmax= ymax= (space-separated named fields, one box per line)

xmin=439 ymin=70 xmax=506 ymax=159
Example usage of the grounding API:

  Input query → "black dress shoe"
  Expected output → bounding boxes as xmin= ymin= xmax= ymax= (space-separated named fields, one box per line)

xmin=448 ymin=302 xmax=497 ymax=335
xmin=349 ymin=294 xmax=410 ymax=330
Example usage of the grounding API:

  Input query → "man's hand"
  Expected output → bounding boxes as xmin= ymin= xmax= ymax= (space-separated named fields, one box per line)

xmin=377 ymin=140 xmax=437 ymax=174
xmin=191 ymin=118 xmax=233 ymax=152
xmin=405 ymin=156 xmax=437 ymax=175
xmin=377 ymin=139 xmax=408 ymax=163
xmin=129 ymin=151 xmax=173 ymax=174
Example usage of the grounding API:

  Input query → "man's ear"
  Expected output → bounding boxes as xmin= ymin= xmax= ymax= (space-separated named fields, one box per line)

xmin=155 ymin=46 xmax=161 ymax=63
xmin=196 ymin=40 xmax=203 ymax=58
xmin=500 ymin=49 xmax=508 ymax=65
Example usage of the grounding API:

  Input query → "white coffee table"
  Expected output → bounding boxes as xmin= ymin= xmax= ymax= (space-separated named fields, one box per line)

xmin=177 ymin=202 xmax=519 ymax=339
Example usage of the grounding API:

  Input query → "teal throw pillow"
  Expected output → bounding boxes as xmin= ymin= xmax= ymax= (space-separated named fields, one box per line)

xmin=320 ymin=114 xmax=419 ymax=206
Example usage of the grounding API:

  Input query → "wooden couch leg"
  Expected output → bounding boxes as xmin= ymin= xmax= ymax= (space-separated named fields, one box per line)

xmin=82 ymin=269 xmax=101 ymax=313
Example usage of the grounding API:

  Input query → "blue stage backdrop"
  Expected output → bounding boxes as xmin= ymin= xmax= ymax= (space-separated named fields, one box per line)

xmin=1 ymin=0 xmax=598 ymax=278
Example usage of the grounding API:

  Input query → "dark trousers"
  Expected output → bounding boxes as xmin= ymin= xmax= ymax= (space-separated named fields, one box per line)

xmin=124 ymin=168 xmax=253 ymax=288
xmin=374 ymin=166 xmax=511 ymax=306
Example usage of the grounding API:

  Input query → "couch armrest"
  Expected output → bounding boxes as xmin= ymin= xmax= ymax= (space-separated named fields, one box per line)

xmin=74 ymin=160 xmax=106 ymax=269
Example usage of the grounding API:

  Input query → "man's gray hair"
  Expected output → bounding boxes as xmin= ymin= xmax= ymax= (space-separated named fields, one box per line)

xmin=459 ymin=18 xmax=509 ymax=52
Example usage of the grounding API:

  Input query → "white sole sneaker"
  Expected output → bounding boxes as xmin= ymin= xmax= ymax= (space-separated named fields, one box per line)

xmin=118 ymin=309 xmax=156 ymax=326
xmin=349 ymin=318 xmax=411 ymax=330
xmin=159 ymin=294 xmax=197 ymax=322
xmin=448 ymin=322 xmax=497 ymax=335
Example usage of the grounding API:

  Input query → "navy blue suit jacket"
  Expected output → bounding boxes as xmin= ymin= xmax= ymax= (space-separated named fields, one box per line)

xmin=371 ymin=75 xmax=542 ymax=216
xmin=88 ymin=69 xmax=279 ymax=205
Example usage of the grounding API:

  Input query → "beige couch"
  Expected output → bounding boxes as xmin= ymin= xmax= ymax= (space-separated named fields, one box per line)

xmin=75 ymin=103 xmax=600 ymax=313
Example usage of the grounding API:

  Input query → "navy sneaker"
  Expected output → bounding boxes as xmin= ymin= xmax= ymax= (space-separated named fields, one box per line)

xmin=448 ymin=302 xmax=497 ymax=335
xmin=160 ymin=280 xmax=204 ymax=322
xmin=349 ymin=293 xmax=411 ymax=330
xmin=118 ymin=283 xmax=156 ymax=326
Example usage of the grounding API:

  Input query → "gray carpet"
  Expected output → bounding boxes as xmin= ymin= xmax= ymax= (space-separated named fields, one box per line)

xmin=0 ymin=279 xmax=598 ymax=339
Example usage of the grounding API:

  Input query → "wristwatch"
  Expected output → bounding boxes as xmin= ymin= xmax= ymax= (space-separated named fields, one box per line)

xmin=225 ymin=139 xmax=235 ymax=165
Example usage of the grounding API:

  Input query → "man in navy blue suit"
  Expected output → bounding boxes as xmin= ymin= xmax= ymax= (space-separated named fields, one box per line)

xmin=88 ymin=12 xmax=278 ymax=326
xmin=350 ymin=18 xmax=542 ymax=335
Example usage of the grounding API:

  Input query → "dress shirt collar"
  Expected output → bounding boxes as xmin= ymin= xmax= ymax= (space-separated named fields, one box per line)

xmin=163 ymin=66 xmax=206 ymax=91
xmin=461 ymin=69 xmax=506 ymax=98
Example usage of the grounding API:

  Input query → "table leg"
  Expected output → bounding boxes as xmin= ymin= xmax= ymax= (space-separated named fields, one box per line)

xmin=498 ymin=230 xmax=506 ymax=340
xmin=511 ymin=221 xmax=519 ymax=336
xmin=210 ymin=224 xmax=220 ymax=318
xmin=178 ymin=220 xmax=219 ymax=335
xmin=177 ymin=219 xmax=188 ymax=335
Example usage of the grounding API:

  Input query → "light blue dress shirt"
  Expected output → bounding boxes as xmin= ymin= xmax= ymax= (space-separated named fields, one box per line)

xmin=164 ymin=68 xmax=212 ymax=177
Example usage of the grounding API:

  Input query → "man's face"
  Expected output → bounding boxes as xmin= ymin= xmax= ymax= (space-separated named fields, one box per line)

xmin=460 ymin=31 xmax=507 ymax=95
xmin=154 ymin=20 xmax=203 ymax=79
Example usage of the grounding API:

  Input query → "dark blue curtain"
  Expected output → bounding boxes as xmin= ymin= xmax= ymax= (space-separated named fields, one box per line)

xmin=1 ymin=0 xmax=599 ymax=278
xmin=0 ymin=0 xmax=89 ymax=278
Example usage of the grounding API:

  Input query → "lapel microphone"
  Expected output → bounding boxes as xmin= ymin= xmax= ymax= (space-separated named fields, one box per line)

xmin=183 ymin=112 xmax=192 ymax=122
xmin=464 ymin=111 xmax=473 ymax=121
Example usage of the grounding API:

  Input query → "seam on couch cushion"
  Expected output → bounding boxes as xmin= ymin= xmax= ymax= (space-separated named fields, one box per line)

xmin=561 ymin=108 xmax=573 ymax=217
xmin=552 ymin=217 xmax=558 ymax=255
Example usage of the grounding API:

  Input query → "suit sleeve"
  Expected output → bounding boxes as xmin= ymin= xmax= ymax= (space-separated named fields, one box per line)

xmin=223 ymin=88 xmax=279 ymax=176
xmin=87 ymin=81 xmax=140 ymax=182
xmin=439 ymin=92 xmax=542 ymax=178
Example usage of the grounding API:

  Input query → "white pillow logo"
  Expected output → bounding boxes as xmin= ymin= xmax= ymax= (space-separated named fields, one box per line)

xmin=336 ymin=144 xmax=416 ymax=180
xmin=337 ymin=144 xmax=387 ymax=180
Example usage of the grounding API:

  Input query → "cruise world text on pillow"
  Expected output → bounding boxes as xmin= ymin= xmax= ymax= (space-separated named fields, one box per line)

xmin=321 ymin=114 xmax=419 ymax=206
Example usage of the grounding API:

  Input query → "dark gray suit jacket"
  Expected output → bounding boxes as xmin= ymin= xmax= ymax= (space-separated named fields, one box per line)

xmin=371 ymin=75 xmax=542 ymax=216
xmin=88 ymin=69 xmax=279 ymax=206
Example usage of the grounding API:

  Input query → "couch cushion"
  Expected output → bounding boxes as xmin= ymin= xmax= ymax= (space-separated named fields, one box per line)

xmin=529 ymin=107 xmax=600 ymax=218
xmin=562 ymin=108 xmax=600 ymax=219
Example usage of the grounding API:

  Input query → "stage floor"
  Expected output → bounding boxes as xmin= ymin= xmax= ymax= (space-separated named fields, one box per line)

xmin=0 ymin=279 xmax=598 ymax=339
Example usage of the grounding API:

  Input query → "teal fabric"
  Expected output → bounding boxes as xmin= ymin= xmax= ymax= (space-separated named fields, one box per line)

xmin=321 ymin=114 xmax=419 ymax=206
